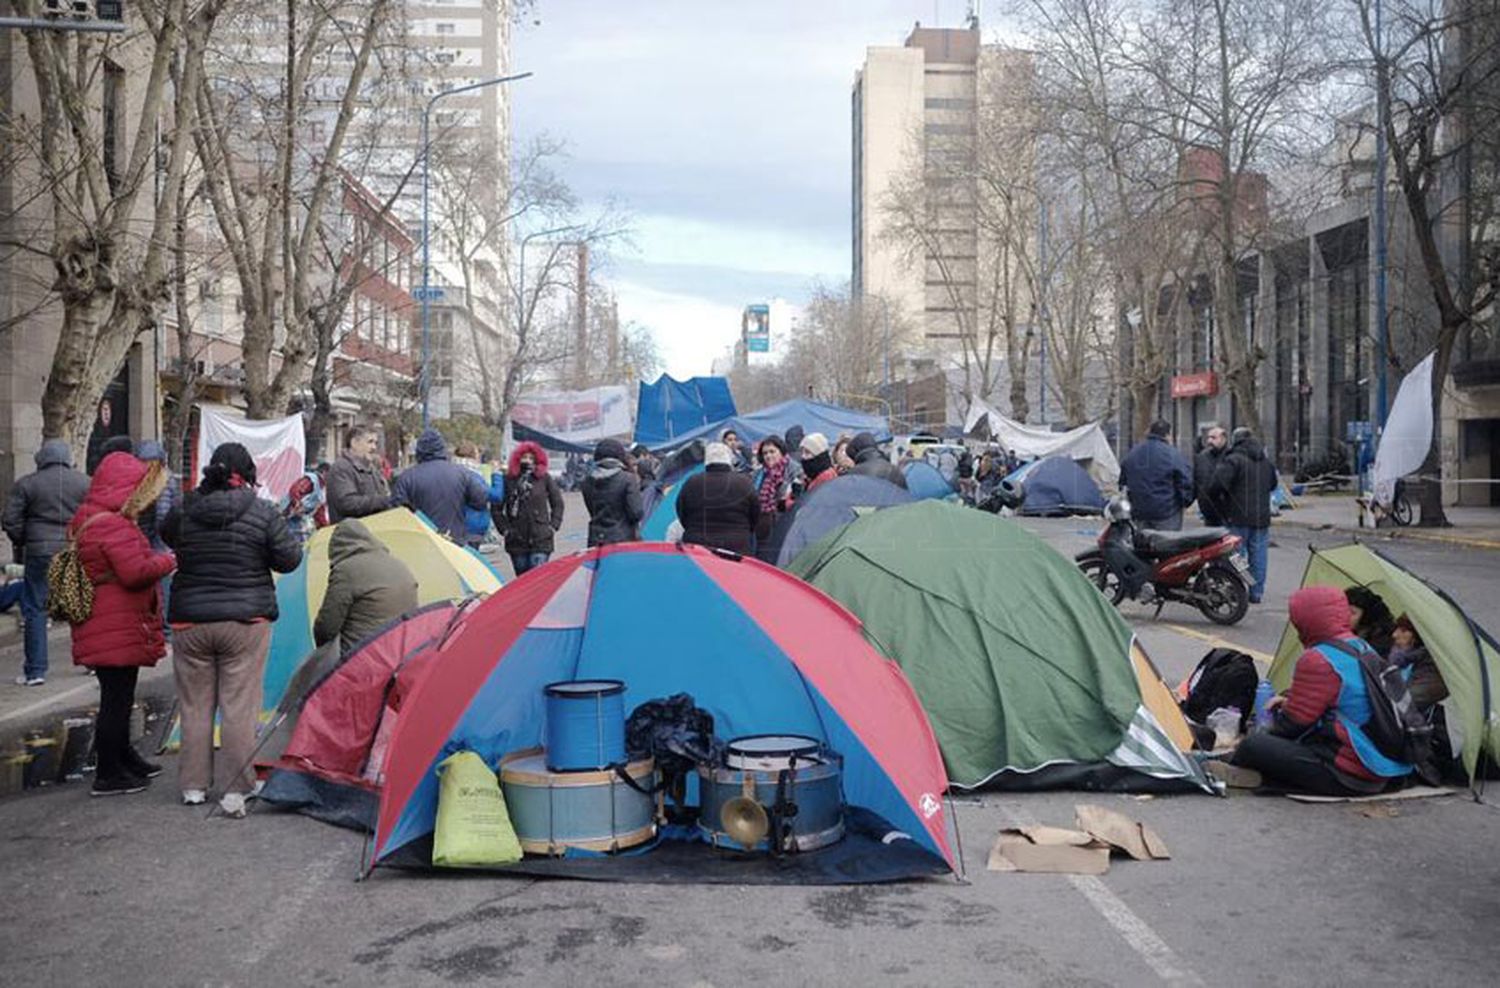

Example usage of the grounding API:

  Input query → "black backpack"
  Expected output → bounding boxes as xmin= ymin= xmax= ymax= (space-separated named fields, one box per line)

xmin=1322 ymin=639 xmax=1439 ymax=784
xmin=1182 ymin=648 xmax=1259 ymax=732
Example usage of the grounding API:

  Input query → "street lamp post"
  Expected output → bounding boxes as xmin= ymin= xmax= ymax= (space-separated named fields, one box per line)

xmin=420 ymin=71 xmax=532 ymax=426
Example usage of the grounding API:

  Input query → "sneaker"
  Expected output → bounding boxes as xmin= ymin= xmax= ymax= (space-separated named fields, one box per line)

xmin=181 ymin=789 xmax=207 ymax=806
xmin=1204 ymin=760 xmax=1263 ymax=790
xmin=219 ymin=792 xmax=248 ymax=818
xmin=12 ymin=675 xmax=44 ymax=687
xmin=92 ymin=774 xmax=149 ymax=797
xmin=125 ymin=754 xmax=163 ymax=779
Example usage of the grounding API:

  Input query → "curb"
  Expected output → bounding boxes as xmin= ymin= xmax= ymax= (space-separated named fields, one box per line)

xmin=1274 ymin=515 xmax=1500 ymax=551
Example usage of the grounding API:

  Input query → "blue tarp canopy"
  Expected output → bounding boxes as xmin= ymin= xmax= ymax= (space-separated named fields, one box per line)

xmin=1007 ymin=456 xmax=1106 ymax=517
xmin=510 ymin=421 xmax=596 ymax=455
xmin=634 ymin=375 xmax=737 ymax=446
xmin=654 ymin=398 xmax=890 ymax=452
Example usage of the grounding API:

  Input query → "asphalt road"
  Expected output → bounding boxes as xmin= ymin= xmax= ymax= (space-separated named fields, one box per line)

xmin=2 ymin=502 xmax=1498 ymax=987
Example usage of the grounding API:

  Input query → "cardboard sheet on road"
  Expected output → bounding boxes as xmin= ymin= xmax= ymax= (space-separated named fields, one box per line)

xmin=987 ymin=805 xmax=1170 ymax=874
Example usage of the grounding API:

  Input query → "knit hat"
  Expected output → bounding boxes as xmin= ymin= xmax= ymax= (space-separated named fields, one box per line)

xmin=846 ymin=432 xmax=878 ymax=459
xmin=799 ymin=432 xmax=829 ymax=458
xmin=594 ymin=438 xmax=628 ymax=462
xmin=704 ymin=442 xmax=733 ymax=467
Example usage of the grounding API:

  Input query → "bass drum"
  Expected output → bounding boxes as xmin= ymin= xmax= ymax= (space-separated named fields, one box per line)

xmin=499 ymin=748 xmax=656 ymax=856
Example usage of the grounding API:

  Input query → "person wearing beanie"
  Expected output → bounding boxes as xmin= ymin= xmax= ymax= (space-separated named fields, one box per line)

xmin=1345 ymin=585 xmax=1396 ymax=658
xmin=3 ymin=439 xmax=90 ymax=685
xmin=582 ymin=438 xmax=644 ymax=546
xmin=391 ymin=428 xmax=489 ymax=543
xmin=676 ymin=442 xmax=759 ymax=555
xmin=845 ymin=431 xmax=907 ymax=489
xmin=797 ymin=433 xmax=838 ymax=497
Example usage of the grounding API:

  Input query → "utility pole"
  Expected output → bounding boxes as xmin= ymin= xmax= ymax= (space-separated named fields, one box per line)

xmin=1373 ymin=0 xmax=1390 ymax=428
xmin=572 ymin=242 xmax=590 ymax=388
xmin=1038 ymin=200 xmax=1049 ymax=425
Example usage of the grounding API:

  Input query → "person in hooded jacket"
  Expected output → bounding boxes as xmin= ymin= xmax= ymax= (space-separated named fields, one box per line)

xmin=677 ymin=442 xmax=759 ymax=555
xmin=313 ymin=518 xmax=419 ymax=654
xmin=1230 ymin=585 xmax=1412 ymax=796
xmin=581 ymin=439 xmax=644 ymax=546
xmin=161 ymin=443 xmax=301 ymax=815
xmin=2 ymin=439 xmax=90 ymax=685
xmin=67 ymin=452 xmax=176 ymax=795
xmin=496 ymin=441 xmax=565 ymax=574
xmin=1210 ymin=427 xmax=1278 ymax=603
xmin=391 ymin=428 xmax=489 ymax=544
xmin=846 ymin=432 xmax=908 ymax=489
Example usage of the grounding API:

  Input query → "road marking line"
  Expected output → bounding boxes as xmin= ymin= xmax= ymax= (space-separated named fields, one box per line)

xmin=1160 ymin=624 xmax=1274 ymax=669
xmin=1002 ymin=807 xmax=1203 ymax=985
xmin=0 ymin=680 xmax=97 ymax=726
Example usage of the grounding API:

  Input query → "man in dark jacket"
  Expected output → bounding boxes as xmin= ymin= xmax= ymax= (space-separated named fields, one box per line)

xmin=676 ymin=442 xmax=759 ymax=554
xmin=327 ymin=426 xmax=390 ymax=522
xmin=1193 ymin=426 xmax=1229 ymax=526
xmin=496 ymin=441 xmax=565 ymax=575
xmin=2 ymin=439 xmax=90 ymax=685
xmin=1211 ymin=427 xmax=1277 ymax=603
xmin=313 ymin=519 xmax=419 ymax=654
xmin=1118 ymin=420 xmax=1194 ymax=530
xmin=845 ymin=432 xmax=908 ymax=489
xmin=581 ymin=438 xmax=643 ymax=546
xmin=391 ymin=428 xmax=488 ymax=543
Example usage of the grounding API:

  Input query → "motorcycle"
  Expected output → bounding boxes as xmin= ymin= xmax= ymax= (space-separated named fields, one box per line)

xmin=1075 ymin=497 xmax=1251 ymax=625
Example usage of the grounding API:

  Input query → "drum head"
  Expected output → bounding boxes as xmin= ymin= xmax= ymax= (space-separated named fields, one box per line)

xmin=544 ymin=679 xmax=626 ymax=698
xmin=725 ymin=734 xmax=821 ymax=770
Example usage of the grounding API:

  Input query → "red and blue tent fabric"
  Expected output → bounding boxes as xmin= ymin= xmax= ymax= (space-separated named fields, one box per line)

xmin=370 ymin=543 xmax=956 ymax=879
xmin=634 ymin=375 xmax=737 ymax=447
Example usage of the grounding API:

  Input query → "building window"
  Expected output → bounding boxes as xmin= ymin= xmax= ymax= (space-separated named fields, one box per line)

xmin=436 ymin=22 xmax=455 ymax=35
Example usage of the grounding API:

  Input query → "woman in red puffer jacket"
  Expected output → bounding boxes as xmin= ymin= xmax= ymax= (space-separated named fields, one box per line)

xmin=69 ymin=451 xmax=177 ymax=796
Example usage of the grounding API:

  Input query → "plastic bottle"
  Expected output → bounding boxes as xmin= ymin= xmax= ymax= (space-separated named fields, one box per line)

xmin=1253 ymin=680 xmax=1276 ymax=728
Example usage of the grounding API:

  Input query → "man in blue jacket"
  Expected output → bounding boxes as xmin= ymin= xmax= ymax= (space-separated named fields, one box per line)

xmin=391 ymin=429 xmax=488 ymax=543
xmin=1118 ymin=420 xmax=1194 ymax=531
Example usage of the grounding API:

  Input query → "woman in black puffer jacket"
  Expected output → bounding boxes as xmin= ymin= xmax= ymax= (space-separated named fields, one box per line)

xmin=161 ymin=443 xmax=301 ymax=816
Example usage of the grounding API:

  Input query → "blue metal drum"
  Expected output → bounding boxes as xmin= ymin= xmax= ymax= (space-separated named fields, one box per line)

xmin=544 ymin=679 xmax=626 ymax=771
xmin=698 ymin=735 xmax=845 ymax=852
xmin=499 ymin=748 xmax=656 ymax=855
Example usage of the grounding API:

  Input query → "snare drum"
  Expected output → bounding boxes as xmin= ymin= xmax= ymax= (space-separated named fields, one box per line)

xmin=543 ymin=679 xmax=626 ymax=771
xmin=499 ymin=748 xmax=656 ymax=855
xmin=698 ymin=734 xmax=844 ymax=852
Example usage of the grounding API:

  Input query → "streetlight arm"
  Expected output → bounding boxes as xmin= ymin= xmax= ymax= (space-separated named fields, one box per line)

xmin=424 ymin=71 xmax=534 ymax=120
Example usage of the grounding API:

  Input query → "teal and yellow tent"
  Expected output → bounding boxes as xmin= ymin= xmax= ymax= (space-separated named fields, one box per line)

xmin=1270 ymin=543 xmax=1500 ymax=786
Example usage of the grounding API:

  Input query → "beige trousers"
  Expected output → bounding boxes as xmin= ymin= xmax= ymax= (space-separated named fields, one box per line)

xmin=173 ymin=621 xmax=272 ymax=794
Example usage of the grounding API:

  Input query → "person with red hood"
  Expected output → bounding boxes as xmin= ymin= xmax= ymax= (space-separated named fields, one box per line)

xmin=67 ymin=451 xmax=177 ymax=796
xmin=1230 ymin=585 xmax=1413 ymax=795
xmin=495 ymin=441 xmax=564 ymax=575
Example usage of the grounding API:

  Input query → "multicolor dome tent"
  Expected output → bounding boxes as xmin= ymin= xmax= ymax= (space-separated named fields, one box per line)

xmin=1270 ymin=543 xmax=1500 ymax=787
xmin=370 ymin=543 xmax=956 ymax=877
xmin=788 ymin=502 xmax=1213 ymax=793
xmin=264 ymin=509 xmax=502 ymax=712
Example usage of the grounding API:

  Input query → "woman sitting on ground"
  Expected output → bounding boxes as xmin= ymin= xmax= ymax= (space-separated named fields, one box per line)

xmin=1389 ymin=615 xmax=1448 ymax=709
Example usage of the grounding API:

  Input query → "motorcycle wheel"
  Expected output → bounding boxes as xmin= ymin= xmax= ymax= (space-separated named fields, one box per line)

xmin=1196 ymin=562 xmax=1249 ymax=626
xmin=1078 ymin=557 xmax=1126 ymax=606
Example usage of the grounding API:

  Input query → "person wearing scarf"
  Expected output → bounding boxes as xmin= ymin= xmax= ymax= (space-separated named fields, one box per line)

xmin=754 ymin=437 xmax=791 ymax=543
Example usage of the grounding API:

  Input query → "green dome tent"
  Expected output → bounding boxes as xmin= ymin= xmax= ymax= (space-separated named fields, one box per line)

xmin=1270 ymin=542 xmax=1500 ymax=787
xmin=788 ymin=501 xmax=1213 ymax=792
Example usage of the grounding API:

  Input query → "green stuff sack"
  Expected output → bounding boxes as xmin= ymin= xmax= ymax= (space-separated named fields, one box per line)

xmin=432 ymin=751 xmax=523 ymax=868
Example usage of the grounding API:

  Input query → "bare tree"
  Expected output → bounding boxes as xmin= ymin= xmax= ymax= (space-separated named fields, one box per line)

xmin=1 ymin=0 xmax=223 ymax=456
xmin=1352 ymin=0 xmax=1500 ymax=525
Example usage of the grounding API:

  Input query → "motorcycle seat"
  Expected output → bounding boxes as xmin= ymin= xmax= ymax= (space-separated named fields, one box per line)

xmin=1133 ymin=527 xmax=1230 ymax=557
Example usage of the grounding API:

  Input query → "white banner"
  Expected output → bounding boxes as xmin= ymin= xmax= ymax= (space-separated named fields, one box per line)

xmin=510 ymin=386 xmax=632 ymax=443
xmin=1373 ymin=352 xmax=1435 ymax=508
xmin=964 ymin=398 xmax=1122 ymax=486
xmin=195 ymin=405 xmax=306 ymax=500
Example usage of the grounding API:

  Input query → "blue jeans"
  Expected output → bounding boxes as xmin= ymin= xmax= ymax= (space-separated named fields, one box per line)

xmin=1229 ymin=525 xmax=1269 ymax=602
xmin=510 ymin=552 xmax=550 ymax=576
xmin=21 ymin=554 xmax=52 ymax=680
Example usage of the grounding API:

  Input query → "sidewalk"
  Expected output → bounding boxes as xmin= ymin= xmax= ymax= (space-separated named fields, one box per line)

xmin=1274 ymin=493 xmax=1500 ymax=550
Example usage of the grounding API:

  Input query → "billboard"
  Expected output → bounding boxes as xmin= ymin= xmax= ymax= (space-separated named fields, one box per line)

xmin=743 ymin=303 xmax=770 ymax=353
xmin=510 ymin=385 xmax=632 ymax=443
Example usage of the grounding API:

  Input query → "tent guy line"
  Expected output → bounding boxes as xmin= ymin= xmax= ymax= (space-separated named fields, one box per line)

xmin=1002 ymin=806 xmax=1204 ymax=987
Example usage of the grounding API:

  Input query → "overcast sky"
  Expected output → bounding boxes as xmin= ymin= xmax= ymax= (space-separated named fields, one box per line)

xmin=511 ymin=1 xmax=995 ymax=378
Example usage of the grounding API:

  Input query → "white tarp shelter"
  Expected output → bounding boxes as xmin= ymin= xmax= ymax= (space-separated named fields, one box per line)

xmin=1372 ymin=351 xmax=1434 ymax=508
xmin=964 ymin=399 xmax=1120 ymax=486
xmin=195 ymin=404 xmax=306 ymax=501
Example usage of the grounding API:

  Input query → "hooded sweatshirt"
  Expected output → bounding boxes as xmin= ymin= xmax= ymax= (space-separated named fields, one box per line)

xmin=1271 ymin=586 xmax=1400 ymax=785
xmin=1212 ymin=435 xmax=1277 ymax=528
xmin=390 ymin=428 xmax=488 ymax=542
xmin=68 ymin=453 xmax=177 ymax=668
xmin=161 ymin=479 xmax=302 ymax=624
xmin=581 ymin=440 xmax=643 ymax=546
xmin=313 ymin=519 xmax=420 ymax=652
xmin=2 ymin=439 xmax=91 ymax=559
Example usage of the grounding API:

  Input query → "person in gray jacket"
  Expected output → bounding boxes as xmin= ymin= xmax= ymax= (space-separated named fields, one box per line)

xmin=326 ymin=426 xmax=390 ymax=522
xmin=2 ymin=440 xmax=89 ymax=685
xmin=313 ymin=519 xmax=419 ymax=654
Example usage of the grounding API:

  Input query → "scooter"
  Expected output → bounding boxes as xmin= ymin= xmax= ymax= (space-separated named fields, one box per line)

xmin=1075 ymin=497 xmax=1251 ymax=626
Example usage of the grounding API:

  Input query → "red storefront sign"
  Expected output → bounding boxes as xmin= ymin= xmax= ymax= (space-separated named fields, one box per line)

xmin=1171 ymin=371 xmax=1219 ymax=399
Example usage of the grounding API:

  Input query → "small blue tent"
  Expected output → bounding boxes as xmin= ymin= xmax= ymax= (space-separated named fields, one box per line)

xmin=1008 ymin=457 xmax=1106 ymax=517
xmin=641 ymin=464 xmax=704 ymax=540
xmin=902 ymin=460 xmax=953 ymax=500
xmin=759 ymin=474 xmax=915 ymax=568
xmin=634 ymin=375 xmax=737 ymax=447
xmin=654 ymin=398 xmax=889 ymax=452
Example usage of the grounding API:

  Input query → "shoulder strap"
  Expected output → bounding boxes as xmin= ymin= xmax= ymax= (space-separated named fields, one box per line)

xmin=66 ymin=510 xmax=111 ymax=545
xmin=1319 ymin=637 xmax=1376 ymax=661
